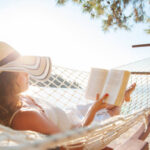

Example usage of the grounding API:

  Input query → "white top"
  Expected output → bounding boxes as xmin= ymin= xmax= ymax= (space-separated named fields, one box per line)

xmin=9 ymin=96 xmax=111 ymax=132
xmin=34 ymin=97 xmax=73 ymax=131
xmin=9 ymin=96 xmax=73 ymax=132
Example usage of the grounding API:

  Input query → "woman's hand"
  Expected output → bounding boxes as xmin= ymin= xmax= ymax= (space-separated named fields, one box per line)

xmin=92 ymin=93 xmax=109 ymax=112
xmin=107 ymin=106 xmax=121 ymax=116
xmin=82 ymin=93 xmax=109 ymax=126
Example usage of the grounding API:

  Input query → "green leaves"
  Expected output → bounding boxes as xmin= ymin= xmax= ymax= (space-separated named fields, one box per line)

xmin=56 ymin=0 xmax=150 ymax=33
xmin=57 ymin=0 xmax=68 ymax=5
xmin=145 ymin=29 xmax=150 ymax=34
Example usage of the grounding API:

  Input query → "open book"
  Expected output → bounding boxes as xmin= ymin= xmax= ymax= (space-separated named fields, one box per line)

xmin=85 ymin=68 xmax=130 ymax=106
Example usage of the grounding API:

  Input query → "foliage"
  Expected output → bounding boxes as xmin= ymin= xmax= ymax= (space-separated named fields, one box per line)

xmin=56 ymin=0 xmax=150 ymax=33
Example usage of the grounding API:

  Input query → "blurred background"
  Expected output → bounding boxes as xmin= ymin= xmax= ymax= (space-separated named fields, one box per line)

xmin=0 ymin=0 xmax=150 ymax=71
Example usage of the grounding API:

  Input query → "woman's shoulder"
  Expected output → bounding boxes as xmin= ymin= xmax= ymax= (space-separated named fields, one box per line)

xmin=11 ymin=109 xmax=43 ymax=130
xmin=11 ymin=108 xmax=61 ymax=134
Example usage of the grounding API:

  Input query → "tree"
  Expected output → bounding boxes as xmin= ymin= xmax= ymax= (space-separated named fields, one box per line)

xmin=56 ymin=0 xmax=150 ymax=33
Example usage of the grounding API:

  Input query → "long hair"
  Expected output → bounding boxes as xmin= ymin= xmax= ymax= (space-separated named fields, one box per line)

xmin=0 ymin=72 xmax=22 ymax=126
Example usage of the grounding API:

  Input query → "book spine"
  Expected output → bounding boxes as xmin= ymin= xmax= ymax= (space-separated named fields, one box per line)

xmin=114 ymin=71 xmax=130 ymax=106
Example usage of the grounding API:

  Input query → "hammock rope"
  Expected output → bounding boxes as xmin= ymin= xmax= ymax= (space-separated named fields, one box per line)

xmin=0 ymin=57 xmax=150 ymax=149
xmin=0 ymin=108 xmax=150 ymax=150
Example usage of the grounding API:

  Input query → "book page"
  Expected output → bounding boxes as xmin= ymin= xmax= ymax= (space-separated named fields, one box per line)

xmin=85 ymin=68 xmax=108 ymax=100
xmin=101 ymin=69 xmax=130 ymax=106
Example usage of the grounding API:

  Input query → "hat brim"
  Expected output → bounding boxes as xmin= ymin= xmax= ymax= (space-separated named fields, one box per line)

xmin=0 ymin=56 xmax=52 ymax=81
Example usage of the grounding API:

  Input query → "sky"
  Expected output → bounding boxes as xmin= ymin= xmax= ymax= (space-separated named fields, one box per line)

xmin=0 ymin=0 xmax=150 ymax=71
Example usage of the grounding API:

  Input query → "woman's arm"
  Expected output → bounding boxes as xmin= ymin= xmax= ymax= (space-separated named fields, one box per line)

xmin=11 ymin=110 xmax=61 ymax=135
xmin=82 ymin=93 xmax=109 ymax=126
xmin=82 ymin=83 xmax=136 ymax=126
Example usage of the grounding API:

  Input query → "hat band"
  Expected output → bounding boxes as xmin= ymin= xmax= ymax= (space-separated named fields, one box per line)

xmin=0 ymin=51 xmax=20 ymax=66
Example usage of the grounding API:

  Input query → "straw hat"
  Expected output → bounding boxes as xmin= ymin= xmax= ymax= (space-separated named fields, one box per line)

xmin=0 ymin=42 xmax=52 ymax=81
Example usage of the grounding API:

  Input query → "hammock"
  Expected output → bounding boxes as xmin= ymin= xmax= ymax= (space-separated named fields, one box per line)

xmin=0 ymin=57 xmax=150 ymax=150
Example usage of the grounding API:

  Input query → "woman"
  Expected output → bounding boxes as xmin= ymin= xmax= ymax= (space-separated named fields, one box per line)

xmin=0 ymin=42 xmax=136 ymax=135
xmin=0 ymin=71 xmax=136 ymax=134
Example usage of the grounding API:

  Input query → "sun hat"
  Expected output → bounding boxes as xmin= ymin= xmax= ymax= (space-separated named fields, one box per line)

xmin=0 ymin=41 xmax=52 ymax=81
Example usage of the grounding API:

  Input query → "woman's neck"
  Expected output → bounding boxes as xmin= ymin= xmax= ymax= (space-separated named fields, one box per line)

xmin=0 ymin=94 xmax=22 ymax=127
xmin=0 ymin=94 xmax=22 ymax=108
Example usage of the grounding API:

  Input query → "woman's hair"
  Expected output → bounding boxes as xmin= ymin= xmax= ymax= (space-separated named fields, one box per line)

xmin=0 ymin=72 xmax=22 ymax=126
xmin=0 ymin=71 xmax=22 ymax=95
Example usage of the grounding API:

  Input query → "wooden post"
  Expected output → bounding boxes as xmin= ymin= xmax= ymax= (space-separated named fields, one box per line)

xmin=132 ymin=44 xmax=150 ymax=48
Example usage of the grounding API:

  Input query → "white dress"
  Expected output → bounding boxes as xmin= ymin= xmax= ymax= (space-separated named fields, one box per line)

xmin=9 ymin=96 xmax=111 ymax=132
xmin=33 ymin=97 xmax=111 ymax=131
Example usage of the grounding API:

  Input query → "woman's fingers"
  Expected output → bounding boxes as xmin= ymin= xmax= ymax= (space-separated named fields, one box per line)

xmin=96 ymin=93 xmax=109 ymax=102
xmin=93 ymin=93 xmax=109 ymax=111
xmin=96 ymin=93 xmax=100 ymax=101
xmin=100 ymin=93 xmax=109 ymax=103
